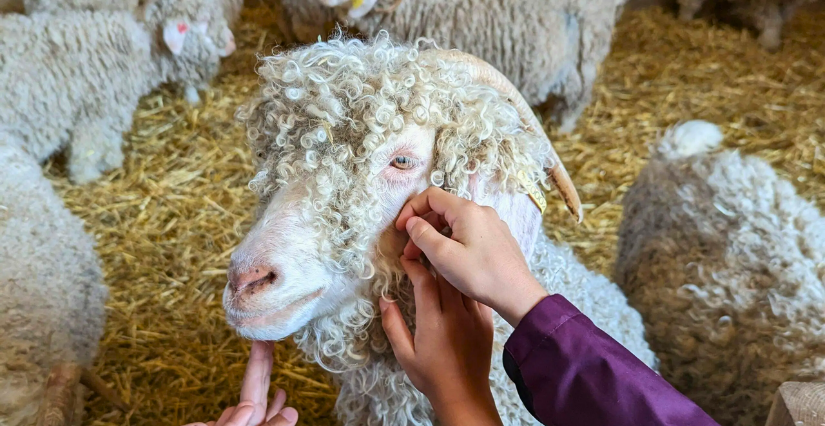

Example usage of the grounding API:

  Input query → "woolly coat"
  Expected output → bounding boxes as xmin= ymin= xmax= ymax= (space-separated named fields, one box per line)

xmin=0 ymin=4 xmax=227 ymax=183
xmin=237 ymin=34 xmax=656 ymax=426
xmin=281 ymin=0 xmax=626 ymax=132
xmin=23 ymin=0 xmax=138 ymax=13
xmin=0 ymin=139 xmax=108 ymax=426
xmin=615 ymin=122 xmax=825 ymax=426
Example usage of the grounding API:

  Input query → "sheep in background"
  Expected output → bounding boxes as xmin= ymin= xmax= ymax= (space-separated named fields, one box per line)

xmin=0 ymin=138 xmax=121 ymax=426
xmin=615 ymin=120 xmax=825 ymax=426
xmin=16 ymin=0 xmax=238 ymax=104
xmin=676 ymin=0 xmax=814 ymax=51
xmin=225 ymin=34 xmax=656 ymax=425
xmin=281 ymin=0 xmax=626 ymax=133
xmin=0 ymin=0 xmax=235 ymax=184
xmin=23 ymin=0 xmax=138 ymax=13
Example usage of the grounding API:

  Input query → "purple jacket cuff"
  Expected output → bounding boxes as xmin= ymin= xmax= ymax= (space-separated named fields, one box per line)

xmin=503 ymin=294 xmax=719 ymax=426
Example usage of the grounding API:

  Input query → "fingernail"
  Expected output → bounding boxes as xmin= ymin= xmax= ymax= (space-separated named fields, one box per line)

xmin=280 ymin=407 xmax=299 ymax=422
xmin=405 ymin=216 xmax=420 ymax=232
xmin=378 ymin=297 xmax=391 ymax=313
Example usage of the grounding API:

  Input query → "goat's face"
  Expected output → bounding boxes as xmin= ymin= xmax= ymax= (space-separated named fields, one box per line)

xmin=225 ymin=124 xmax=436 ymax=340
xmin=222 ymin=35 xmax=570 ymax=342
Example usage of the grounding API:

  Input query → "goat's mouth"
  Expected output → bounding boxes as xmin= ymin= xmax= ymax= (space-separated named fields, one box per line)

xmin=225 ymin=288 xmax=324 ymax=329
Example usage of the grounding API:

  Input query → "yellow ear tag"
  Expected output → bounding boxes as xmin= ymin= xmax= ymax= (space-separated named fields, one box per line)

xmin=352 ymin=0 xmax=364 ymax=8
xmin=517 ymin=170 xmax=547 ymax=215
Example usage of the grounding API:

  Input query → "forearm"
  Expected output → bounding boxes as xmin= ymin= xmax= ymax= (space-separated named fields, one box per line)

xmin=504 ymin=295 xmax=720 ymax=426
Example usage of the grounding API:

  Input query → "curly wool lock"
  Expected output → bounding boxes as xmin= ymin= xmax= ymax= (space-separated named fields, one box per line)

xmin=0 ymin=138 xmax=108 ymax=426
xmin=240 ymin=33 xmax=550 ymax=282
xmin=615 ymin=121 xmax=825 ymax=426
xmin=235 ymin=33 xmax=655 ymax=425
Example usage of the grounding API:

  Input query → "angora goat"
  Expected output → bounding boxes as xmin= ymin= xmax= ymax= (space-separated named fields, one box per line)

xmin=615 ymin=120 xmax=825 ymax=426
xmin=676 ymin=0 xmax=814 ymax=51
xmin=0 ymin=138 xmax=123 ymax=426
xmin=226 ymin=33 xmax=656 ymax=426
xmin=0 ymin=0 xmax=235 ymax=184
xmin=281 ymin=0 xmax=626 ymax=132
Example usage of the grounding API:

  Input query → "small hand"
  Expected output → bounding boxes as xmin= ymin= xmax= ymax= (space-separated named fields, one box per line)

xmin=380 ymin=257 xmax=503 ymax=426
xmin=183 ymin=341 xmax=299 ymax=426
xmin=395 ymin=186 xmax=548 ymax=326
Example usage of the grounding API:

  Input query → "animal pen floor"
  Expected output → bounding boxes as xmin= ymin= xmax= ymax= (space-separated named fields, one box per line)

xmin=50 ymin=3 xmax=824 ymax=425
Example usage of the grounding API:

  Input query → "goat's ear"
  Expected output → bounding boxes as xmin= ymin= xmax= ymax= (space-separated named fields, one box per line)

xmin=467 ymin=173 xmax=542 ymax=259
xmin=163 ymin=20 xmax=189 ymax=56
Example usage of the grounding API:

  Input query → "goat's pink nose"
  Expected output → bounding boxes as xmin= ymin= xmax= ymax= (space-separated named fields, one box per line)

xmin=228 ymin=265 xmax=278 ymax=292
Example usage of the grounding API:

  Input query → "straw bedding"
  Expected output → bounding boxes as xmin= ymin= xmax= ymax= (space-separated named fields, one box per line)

xmin=39 ymin=2 xmax=823 ymax=424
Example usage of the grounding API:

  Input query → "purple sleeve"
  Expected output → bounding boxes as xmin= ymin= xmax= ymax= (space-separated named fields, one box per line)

xmin=503 ymin=295 xmax=719 ymax=426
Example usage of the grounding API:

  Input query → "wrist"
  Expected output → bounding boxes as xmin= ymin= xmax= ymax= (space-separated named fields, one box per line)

xmin=431 ymin=389 xmax=502 ymax=426
xmin=495 ymin=277 xmax=548 ymax=327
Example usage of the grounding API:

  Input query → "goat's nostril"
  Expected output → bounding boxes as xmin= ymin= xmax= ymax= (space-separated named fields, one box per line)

xmin=229 ymin=267 xmax=278 ymax=292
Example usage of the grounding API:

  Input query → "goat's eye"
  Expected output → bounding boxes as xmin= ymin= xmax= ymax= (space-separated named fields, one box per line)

xmin=390 ymin=156 xmax=417 ymax=170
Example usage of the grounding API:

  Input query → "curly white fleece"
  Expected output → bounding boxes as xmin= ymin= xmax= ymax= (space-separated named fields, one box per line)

xmin=237 ymin=33 xmax=655 ymax=425
xmin=0 ymin=138 xmax=108 ymax=426
xmin=615 ymin=121 xmax=825 ymax=426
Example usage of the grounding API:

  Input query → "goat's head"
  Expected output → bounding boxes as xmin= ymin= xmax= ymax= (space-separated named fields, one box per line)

xmin=226 ymin=34 xmax=581 ymax=342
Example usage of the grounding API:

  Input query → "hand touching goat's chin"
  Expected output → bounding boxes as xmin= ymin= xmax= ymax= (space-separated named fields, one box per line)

xmin=182 ymin=342 xmax=299 ymax=426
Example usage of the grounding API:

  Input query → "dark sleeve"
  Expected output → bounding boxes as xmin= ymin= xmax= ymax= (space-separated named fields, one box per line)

xmin=503 ymin=294 xmax=720 ymax=426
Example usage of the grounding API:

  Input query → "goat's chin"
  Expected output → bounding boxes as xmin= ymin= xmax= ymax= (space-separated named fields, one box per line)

xmin=223 ymin=286 xmax=323 ymax=341
xmin=232 ymin=323 xmax=297 ymax=341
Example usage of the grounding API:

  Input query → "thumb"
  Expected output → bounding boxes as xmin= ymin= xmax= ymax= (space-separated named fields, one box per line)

xmin=379 ymin=297 xmax=414 ymax=365
xmin=263 ymin=407 xmax=299 ymax=426
xmin=404 ymin=216 xmax=462 ymax=265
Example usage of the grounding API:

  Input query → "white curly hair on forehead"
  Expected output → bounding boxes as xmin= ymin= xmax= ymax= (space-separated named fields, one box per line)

xmin=232 ymin=31 xmax=592 ymax=425
xmin=238 ymin=31 xmax=553 ymax=280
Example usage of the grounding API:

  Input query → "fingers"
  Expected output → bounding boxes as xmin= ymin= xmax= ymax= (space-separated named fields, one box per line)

xmin=436 ymin=273 xmax=461 ymax=312
xmin=396 ymin=187 xmax=467 ymax=232
xmin=222 ymin=402 xmax=255 ymax=426
xmin=478 ymin=303 xmax=494 ymax=330
xmin=263 ymin=407 xmax=299 ymax=426
xmin=265 ymin=388 xmax=287 ymax=422
xmin=461 ymin=291 xmax=477 ymax=314
xmin=379 ymin=297 xmax=414 ymax=365
xmin=400 ymin=257 xmax=441 ymax=317
xmin=402 ymin=216 xmax=464 ymax=267
xmin=214 ymin=406 xmax=235 ymax=426
xmin=240 ymin=341 xmax=274 ymax=425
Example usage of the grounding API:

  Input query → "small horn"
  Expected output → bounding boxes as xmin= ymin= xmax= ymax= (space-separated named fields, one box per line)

xmin=419 ymin=49 xmax=583 ymax=223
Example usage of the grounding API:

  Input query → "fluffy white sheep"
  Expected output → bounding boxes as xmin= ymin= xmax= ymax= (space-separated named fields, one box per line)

xmin=280 ymin=0 xmax=626 ymax=133
xmin=615 ymin=120 xmax=825 ymax=426
xmin=676 ymin=0 xmax=814 ymax=51
xmin=22 ymin=0 xmax=138 ymax=13
xmin=0 ymin=0 xmax=235 ymax=184
xmin=16 ymin=0 xmax=238 ymax=105
xmin=225 ymin=34 xmax=656 ymax=425
xmin=0 ymin=137 xmax=112 ymax=426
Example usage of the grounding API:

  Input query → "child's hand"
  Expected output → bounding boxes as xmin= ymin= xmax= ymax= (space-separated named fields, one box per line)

xmin=395 ymin=186 xmax=548 ymax=326
xmin=380 ymin=257 xmax=503 ymax=426
xmin=183 ymin=341 xmax=299 ymax=426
